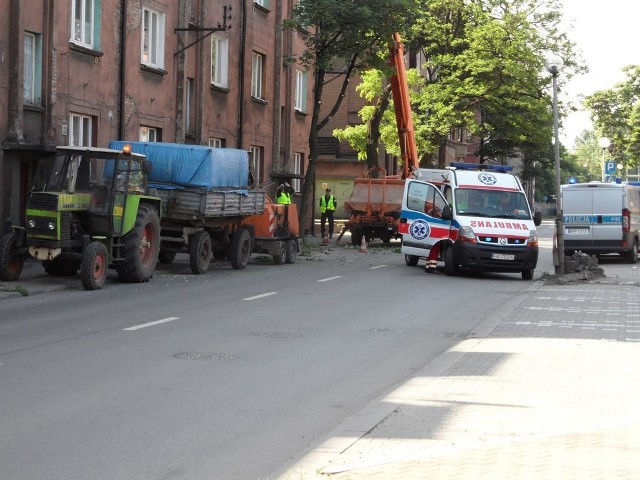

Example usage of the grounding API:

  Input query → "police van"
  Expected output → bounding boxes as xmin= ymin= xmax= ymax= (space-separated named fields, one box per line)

xmin=561 ymin=182 xmax=640 ymax=263
xmin=399 ymin=163 xmax=541 ymax=279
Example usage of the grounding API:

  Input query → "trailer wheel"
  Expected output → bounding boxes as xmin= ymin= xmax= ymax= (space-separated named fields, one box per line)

xmin=189 ymin=231 xmax=211 ymax=274
xmin=230 ymin=228 xmax=251 ymax=270
xmin=626 ymin=239 xmax=638 ymax=264
xmin=404 ymin=254 xmax=419 ymax=267
xmin=0 ymin=232 xmax=24 ymax=281
xmin=81 ymin=241 xmax=108 ymax=290
xmin=521 ymin=269 xmax=534 ymax=280
xmin=158 ymin=250 xmax=177 ymax=264
xmin=285 ymin=239 xmax=297 ymax=264
xmin=444 ymin=246 xmax=458 ymax=276
xmin=116 ymin=204 xmax=160 ymax=283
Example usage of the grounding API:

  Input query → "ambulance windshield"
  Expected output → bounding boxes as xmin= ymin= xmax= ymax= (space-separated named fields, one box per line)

xmin=456 ymin=188 xmax=531 ymax=219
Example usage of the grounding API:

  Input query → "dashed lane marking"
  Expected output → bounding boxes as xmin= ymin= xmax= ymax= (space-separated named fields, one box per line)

xmin=124 ymin=317 xmax=180 ymax=331
xmin=243 ymin=292 xmax=278 ymax=301
xmin=318 ymin=276 xmax=342 ymax=282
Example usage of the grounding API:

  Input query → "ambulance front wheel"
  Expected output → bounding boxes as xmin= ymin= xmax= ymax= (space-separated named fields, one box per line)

xmin=444 ymin=247 xmax=458 ymax=276
xmin=404 ymin=254 xmax=419 ymax=267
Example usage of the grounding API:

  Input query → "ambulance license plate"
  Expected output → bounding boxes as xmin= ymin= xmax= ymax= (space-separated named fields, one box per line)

xmin=491 ymin=253 xmax=515 ymax=261
xmin=566 ymin=228 xmax=589 ymax=235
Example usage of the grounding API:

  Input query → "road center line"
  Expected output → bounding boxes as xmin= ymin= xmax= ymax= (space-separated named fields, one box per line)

xmin=124 ymin=317 xmax=179 ymax=331
xmin=243 ymin=292 xmax=278 ymax=301
xmin=318 ymin=276 xmax=342 ymax=282
xmin=370 ymin=265 xmax=387 ymax=270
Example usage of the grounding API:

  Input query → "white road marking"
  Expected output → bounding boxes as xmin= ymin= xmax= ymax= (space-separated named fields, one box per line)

xmin=370 ymin=265 xmax=387 ymax=270
xmin=318 ymin=276 xmax=342 ymax=282
xmin=243 ymin=292 xmax=278 ymax=301
xmin=124 ymin=317 xmax=179 ymax=331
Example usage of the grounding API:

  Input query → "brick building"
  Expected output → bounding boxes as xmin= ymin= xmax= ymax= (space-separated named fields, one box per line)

xmin=0 ymin=0 xmax=312 ymax=233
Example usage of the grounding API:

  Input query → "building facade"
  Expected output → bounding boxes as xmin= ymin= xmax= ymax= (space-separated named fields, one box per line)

xmin=0 ymin=0 xmax=312 ymax=233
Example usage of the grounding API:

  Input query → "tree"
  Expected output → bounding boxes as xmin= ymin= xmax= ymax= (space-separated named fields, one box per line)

xmin=284 ymin=0 xmax=418 ymax=232
xmin=584 ymin=65 xmax=640 ymax=173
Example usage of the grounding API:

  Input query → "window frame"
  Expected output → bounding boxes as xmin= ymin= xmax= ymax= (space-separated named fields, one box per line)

xmin=251 ymin=52 xmax=266 ymax=100
xmin=139 ymin=126 xmax=160 ymax=142
xmin=250 ymin=146 xmax=263 ymax=185
xmin=24 ymin=31 xmax=42 ymax=105
xmin=141 ymin=7 xmax=165 ymax=69
xmin=209 ymin=138 xmax=224 ymax=148
xmin=211 ymin=35 xmax=229 ymax=88
xmin=71 ymin=0 xmax=95 ymax=48
xmin=294 ymin=69 xmax=307 ymax=113
xmin=69 ymin=113 xmax=94 ymax=147
xmin=293 ymin=153 xmax=303 ymax=193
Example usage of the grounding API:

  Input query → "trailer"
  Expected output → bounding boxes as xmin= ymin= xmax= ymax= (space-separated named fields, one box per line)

xmin=108 ymin=141 xmax=300 ymax=274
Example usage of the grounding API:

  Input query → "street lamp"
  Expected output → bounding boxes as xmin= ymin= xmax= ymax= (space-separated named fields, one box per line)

xmin=546 ymin=60 xmax=564 ymax=275
xmin=599 ymin=137 xmax=611 ymax=182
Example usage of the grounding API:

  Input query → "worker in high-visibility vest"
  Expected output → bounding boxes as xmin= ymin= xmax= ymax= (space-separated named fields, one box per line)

xmin=275 ymin=183 xmax=292 ymax=204
xmin=319 ymin=187 xmax=337 ymax=238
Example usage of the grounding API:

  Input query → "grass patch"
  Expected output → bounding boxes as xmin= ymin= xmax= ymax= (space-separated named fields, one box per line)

xmin=0 ymin=284 xmax=28 ymax=296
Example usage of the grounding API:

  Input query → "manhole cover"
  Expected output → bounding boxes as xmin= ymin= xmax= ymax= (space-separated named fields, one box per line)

xmin=249 ymin=331 xmax=304 ymax=339
xmin=174 ymin=352 xmax=238 ymax=361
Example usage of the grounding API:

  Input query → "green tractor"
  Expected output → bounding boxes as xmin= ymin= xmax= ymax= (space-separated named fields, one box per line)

xmin=0 ymin=145 xmax=161 ymax=290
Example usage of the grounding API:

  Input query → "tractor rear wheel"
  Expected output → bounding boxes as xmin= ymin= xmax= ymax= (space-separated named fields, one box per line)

xmin=0 ymin=232 xmax=24 ymax=281
xmin=115 ymin=204 xmax=160 ymax=283
xmin=189 ymin=231 xmax=211 ymax=274
xmin=81 ymin=241 xmax=108 ymax=290
xmin=230 ymin=229 xmax=251 ymax=269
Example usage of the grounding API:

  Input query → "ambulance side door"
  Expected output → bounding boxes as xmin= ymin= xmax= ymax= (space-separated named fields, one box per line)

xmin=399 ymin=180 xmax=452 ymax=252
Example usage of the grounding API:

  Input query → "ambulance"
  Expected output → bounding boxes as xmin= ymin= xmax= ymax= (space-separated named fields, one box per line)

xmin=399 ymin=163 xmax=542 ymax=279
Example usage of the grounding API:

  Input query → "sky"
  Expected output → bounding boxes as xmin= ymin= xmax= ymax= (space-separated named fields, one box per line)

xmin=560 ymin=0 xmax=640 ymax=147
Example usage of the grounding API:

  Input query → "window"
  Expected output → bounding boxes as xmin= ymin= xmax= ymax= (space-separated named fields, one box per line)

xmin=24 ymin=32 xmax=42 ymax=105
xmin=142 ymin=7 xmax=165 ymax=69
xmin=209 ymin=138 xmax=224 ymax=148
xmin=295 ymin=69 xmax=307 ymax=113
xmin=250 ymin=146 xmax=263 ymax=185
xmin=406 ymin=182 xmax=446 ymax=219
xmin=293 ymin=153 xmax=303 ymax=193
xmin=69 ymin=113 xmax=93 ymax=146
xmin=254 ymin=0 xmax=269 ymax=7
xmin=211 ymin=36 xmax=229 ymax=88
xmin=140 ymin=126 xmax=160 ymax=142
xmin=71 ymin=0 xmax=96 ymax=48
xmin=186 ymin=78 xmax=195 ymax=133
xmin=251 ymin=52 xmax=266 ymax=100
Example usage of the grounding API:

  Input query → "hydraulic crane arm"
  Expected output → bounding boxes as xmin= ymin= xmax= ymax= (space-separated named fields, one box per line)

xmin=389 ymin=32 xmax=419 ymax=179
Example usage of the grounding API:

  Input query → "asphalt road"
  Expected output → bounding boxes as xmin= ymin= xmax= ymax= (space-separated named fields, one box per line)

xmin=0 ymin=228 xmax=553 ymax=480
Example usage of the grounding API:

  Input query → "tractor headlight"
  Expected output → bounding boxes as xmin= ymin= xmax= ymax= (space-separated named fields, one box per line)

xmin=48 ymin=222 xmax=55 ymax=230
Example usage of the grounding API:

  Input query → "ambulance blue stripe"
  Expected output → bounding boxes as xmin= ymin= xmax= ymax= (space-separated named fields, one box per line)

xmin=401 ymin=210 xmax=452 ymax=226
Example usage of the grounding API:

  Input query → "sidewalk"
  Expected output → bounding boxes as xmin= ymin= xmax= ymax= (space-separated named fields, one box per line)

xmin=276 ymin=258 xmax=640 ymax=479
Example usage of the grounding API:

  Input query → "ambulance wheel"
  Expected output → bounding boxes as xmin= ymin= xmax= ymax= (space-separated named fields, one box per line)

xmin=626 ymin=239 xmax=638 ymax=264
xmin=81 ymin=241 xmax=108 ymax=290
xmin=285 ymin=239 xmax=297 ymax=264
xmin=0 ymin=232 xmax=24 ymax=281
xmin=521 ymin=269 xmax=534 ymax=280
xmin=230 ymin=228 xmax=251 ymax=270
xmin=404 ymin=254 xmax=419 ymax=267
xmin=444 ymin=247 xmax=458 ymax=276
xmin=189 ymin=231 xmax=211 ymax=274
xmin=273 ymin=242 xmax=286 ymax=265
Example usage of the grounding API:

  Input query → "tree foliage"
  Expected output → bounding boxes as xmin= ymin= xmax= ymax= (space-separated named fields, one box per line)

xmin=583 ymin=65 xmax=640 ymax=172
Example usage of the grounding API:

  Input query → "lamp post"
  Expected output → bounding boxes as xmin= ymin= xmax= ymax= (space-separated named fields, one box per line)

xmin=547 ymin=61 xmax=564 ymax=275
xmin=599 ymin=137 xmax=610 ymax=182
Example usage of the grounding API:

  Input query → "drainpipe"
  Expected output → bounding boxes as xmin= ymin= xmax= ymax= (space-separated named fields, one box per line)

xmin=237 ymin=0 xmax=247 ymax=148
xmin=119 ymin=0 xmax=127 ymax=140
xmin=271 ymin=0 xmax=282 ymax=172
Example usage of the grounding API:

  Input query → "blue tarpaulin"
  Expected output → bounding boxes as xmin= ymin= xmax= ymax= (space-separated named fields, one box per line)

xmin=108 ymin=141 xmax=250 ymax=188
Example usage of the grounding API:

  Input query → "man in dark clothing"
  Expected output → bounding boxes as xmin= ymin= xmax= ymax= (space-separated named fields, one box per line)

xmin=319 ymin=188 xmax=337 ymax=238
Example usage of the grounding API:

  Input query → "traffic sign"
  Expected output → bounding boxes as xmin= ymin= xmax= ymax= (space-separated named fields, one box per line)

xmin=605 ymin=161 xmax=616 ymax=174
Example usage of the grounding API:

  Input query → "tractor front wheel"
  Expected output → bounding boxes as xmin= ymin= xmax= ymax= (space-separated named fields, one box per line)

xmin=81 ymin=241 xmax=108 ymax=290
xmin=116 ymin=204 xmax=160 ymax=283
xmin=0 ymin=232 xmax=25 ymax=281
